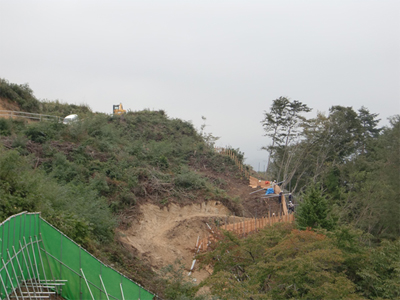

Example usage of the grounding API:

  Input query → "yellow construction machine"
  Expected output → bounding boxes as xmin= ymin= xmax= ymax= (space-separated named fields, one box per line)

xmin=113 ymin=103 xmax=126 ymax=115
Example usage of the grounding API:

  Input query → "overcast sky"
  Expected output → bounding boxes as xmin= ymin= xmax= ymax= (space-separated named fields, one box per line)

xmin=1 ymin=0 xmax=399 ymax=170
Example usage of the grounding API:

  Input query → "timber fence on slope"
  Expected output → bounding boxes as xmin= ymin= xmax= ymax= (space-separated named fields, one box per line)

xmin=0 ymin=212 xmax=155 ymax=300
xmin=196 ymin=212 xmax=295 ymax=252
xmin=214 ymin=147 xmax=250 ymax=179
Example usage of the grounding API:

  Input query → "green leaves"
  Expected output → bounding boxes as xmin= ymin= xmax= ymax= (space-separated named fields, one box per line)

xmin=261 ymin=97 xmax=311 ymax=178
xmin=296 ymin=184 xmax=336 ymax=231
xmin=201 ymin=217 xmax=400 ymax=299
xmin=174 ymin=166 xmax=207 ymax=190
xmin=259 ymin=230 xmax=355 ymax=300
xmin=201 ymin=223 xmax=370 ymax=300
xmin=0 ymin=79 xmax=40 ymax=112
xmin=0 ymin=147 xmax=115 ymax=246
xmin=357 ymin=239 xmax=400 ymax=299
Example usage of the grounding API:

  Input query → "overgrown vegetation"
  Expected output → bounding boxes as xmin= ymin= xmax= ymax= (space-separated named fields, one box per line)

xmin=200 ymin=223 xmax=400 ymax=299
xmin=0 ymin=79 xmax=248 ymax=298
xmin=0 ymin=79 xmax=41 ymax=112
xmin=197 ymin=97 xmax=399 ymax=299
xmin=262 ymin=97 xmax=399 ymax=241
xmin=1 ymin=80 xmax=398 ymax=299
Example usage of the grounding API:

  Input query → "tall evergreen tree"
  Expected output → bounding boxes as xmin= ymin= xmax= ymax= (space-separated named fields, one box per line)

xmin=357 ymin=106 xmax=382 ymax=154
xmin=262 ymin=97 xmax=311 ymax=180
xmin=296 ymin=184 xmax=336 ymax=231
xmin=327 ymin=106 xmax=361 ymax=160
xmin=261 ymin=96 xmax=290 ymax=177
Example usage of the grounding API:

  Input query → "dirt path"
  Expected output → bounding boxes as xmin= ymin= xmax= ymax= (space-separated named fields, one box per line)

xmin=118 ymin=201 xmax=239 ymax=282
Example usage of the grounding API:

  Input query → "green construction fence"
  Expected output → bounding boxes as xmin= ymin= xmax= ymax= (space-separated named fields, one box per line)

xmin=0 ymin=212 xmax=155 ymax=300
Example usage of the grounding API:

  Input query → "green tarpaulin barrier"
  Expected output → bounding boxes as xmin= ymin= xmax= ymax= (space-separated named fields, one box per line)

xmin=0 ymin=212 xmax=155 ymax=300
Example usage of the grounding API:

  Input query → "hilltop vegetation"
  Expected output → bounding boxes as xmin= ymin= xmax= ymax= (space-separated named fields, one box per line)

xmin=193 ymin=98 xmax=399 ymax=300
xmin=0 ymin=80 xmax=399 ymax=299
xmin=193 ymin=99 xmax=399 ymax=300
xmin=261 ymin=97 xmax=400 ymax=241
xmin=0 ymin=79 xmax=250 ymax=296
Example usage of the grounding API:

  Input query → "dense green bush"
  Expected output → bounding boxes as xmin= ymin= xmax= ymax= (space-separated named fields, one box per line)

xmin=24 ymin=121 xmax=64 ymax=143
xmin=0 ymin=79 xmax=40 ymax=112
xmin=40 ymin=99 xmax=92 ymax=117
xmin=201 ymin=222 xmax=400 ymax=300
xmin=0 ymin=147 xmax=115 ymax=245
xmin=174 ymin=166 xmax=207 ymax=190
xmin=296 ymin=184 xmax=337 ymax=231
xmin=0 ymin=118 xmax=11 ymax=136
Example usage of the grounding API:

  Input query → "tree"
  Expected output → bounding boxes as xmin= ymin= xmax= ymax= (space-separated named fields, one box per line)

xmin=326 ymin=106 xmax=361 ymax=161
xmin=200 ymin=223 xmax=361 ymax=300
xmin=357 ymin=239 xmax=400 ymax=299
xmin=278 ymin=106 xmax=366 ymax=193
xmin=257 ymin=229 xmax=358 ymax=300
xmin=261 ymin=97 xmax=311 ymax=180
xmin=296 ymin=184 xmax=336 ymax=231
xmin=357 ymin=106 xmax=381 ymax=154
xmin=261 ymin=97 xmax=289 ymax=177
xmin=277 ymin=100 xmax=311 ymax=180
xmin=199 ymin=116 xmax=220 ymax=148
xmin=337 ymin=115 xmax=400 ymax=239
xmin=277 ymin=112 xmax=330 ymax=192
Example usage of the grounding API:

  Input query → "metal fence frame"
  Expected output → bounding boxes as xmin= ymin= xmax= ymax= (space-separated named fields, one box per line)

xmin=0 ymin=111 xmax=61 ymax=122
xmin=0 ymin=212 xmax=155 ymax=300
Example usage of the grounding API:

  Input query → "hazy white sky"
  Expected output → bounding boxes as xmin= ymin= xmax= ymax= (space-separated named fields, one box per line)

xmin=1 ymin=0 xmax=399 ymax=170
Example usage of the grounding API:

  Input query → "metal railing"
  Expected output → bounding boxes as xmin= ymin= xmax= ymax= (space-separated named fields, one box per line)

xmin=0 ymin=111 xmax=61 ymax=122
xmin=0 ymin=212 xmax=156 ymax=300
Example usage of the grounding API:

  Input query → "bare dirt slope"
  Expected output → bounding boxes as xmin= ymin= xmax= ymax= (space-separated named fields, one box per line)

xmin=118 ymin=200 xmax=256 ymax=282
xmin=118 ymin=190 xmax=283 ymax=283
xmin=0 ymin=97 xmax=20 ymax=111
xmin=117 ymin=169 xmax=284 ymax=283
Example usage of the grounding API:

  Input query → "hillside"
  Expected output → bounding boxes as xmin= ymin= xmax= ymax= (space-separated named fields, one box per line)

xmin=2 ymin=80 xmax=398 ymax=300
xmin=0 ymin=79 xmax=280 ymax=297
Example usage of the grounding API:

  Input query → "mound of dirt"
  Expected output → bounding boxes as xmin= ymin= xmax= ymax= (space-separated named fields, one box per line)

xmin=117 ymin=191 xmax=284 ymax=284
xmin=118 ymin=201 xmax=236 ymax=282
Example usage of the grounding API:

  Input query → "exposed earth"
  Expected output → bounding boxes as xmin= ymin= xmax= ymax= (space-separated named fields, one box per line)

xmin=0 ymin=99 xmax=284 ymax=289
xmin=0 ymin=97 xmax=20 ymax=111
xmin=117 ymin=174 xmax=283 ymax=283
xmin=118 ymin=201 xmax=234 ymax=282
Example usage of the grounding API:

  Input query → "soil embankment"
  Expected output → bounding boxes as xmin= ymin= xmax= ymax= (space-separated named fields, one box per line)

xmin=118 ymin=201 xmax=249 ymax=282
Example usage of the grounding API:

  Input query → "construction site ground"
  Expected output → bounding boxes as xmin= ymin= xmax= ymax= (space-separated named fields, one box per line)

xmin=118 ymin=173 xmax=285 ymax=284
xmin=0 ymin=99 xmax=287 ymax=293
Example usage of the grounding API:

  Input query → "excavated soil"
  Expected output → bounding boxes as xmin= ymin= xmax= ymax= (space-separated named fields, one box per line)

xmin=118 ymin=200 xmax=240 ymax=282
xmin=117 ymin=192 xmax=283 ymax=283
xmin=116 ymin=167 xmax=286 ymax=284
xmin=0 ymin=97 xmax=288 ymax=296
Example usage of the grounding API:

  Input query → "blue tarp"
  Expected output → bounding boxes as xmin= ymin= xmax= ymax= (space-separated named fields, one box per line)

xmin=265 ymin=188 xmax=275 ymax=195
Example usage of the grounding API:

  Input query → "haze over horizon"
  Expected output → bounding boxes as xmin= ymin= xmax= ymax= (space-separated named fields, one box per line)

xmin=1 ymin=0 xmax=399 ymax=170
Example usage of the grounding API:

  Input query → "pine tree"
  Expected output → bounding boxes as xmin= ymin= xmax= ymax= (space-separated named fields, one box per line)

xmin=296 ymin=184 xmax=336 ymax=230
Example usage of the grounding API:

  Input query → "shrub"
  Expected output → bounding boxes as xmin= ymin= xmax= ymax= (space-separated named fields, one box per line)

xmin=0 ymin=118 xmax=11 ymax=136
xmin=24 ymin=121 xmax=64 ymax=143
xmin=89 ymin=173 xmax=109 ymax=195
xmin=296 ymin=184 xmax=337 ymax=231
xmin=162 ymin=261 xmax=201 ymax=300
xmin=48 ymin=153 xmax=80 ymax=183
xmin=40 ymin=99 xmax=92 ymax=117
xmin=174 ymin=167 xmax=207 ymax=190
xmin=0 ymin=79 xmax=40 ymax=112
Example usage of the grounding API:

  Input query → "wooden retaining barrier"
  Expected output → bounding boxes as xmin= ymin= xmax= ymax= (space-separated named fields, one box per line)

xmin=196 ymin=212 xmax=295 ymax=252
xmin=214 ymin=147 xmax=250 ymax=179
